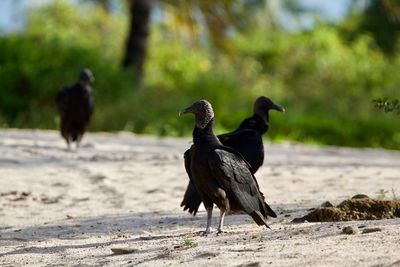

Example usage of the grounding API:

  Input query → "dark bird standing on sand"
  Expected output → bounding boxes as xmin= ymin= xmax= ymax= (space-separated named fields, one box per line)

xmin=180 ymin=100 xmax=277 ymax=234
xmin=181 ymin=97 xmax=284 ymax=215
xmin=55 ymin=69 xmax=95 ymax=150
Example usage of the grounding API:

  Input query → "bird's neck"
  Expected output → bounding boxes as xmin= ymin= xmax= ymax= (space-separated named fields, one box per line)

xmin=257 ymin=113 xmax=270 ymax=134
xmin=79 ymin=80 xmax=90 ymax=87
xmin=192 ymin=119 xmax=220 ymax=146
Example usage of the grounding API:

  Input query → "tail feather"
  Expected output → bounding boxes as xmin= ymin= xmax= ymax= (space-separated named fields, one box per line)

xmin=250 ymin=210 xmax=271 ymax=229
xmin=180 ymin=198 xmax=202 ymax=216
xmin=264 ymin=202 xmax=277 ymax=218
xmin=180 ymin=183 xmax=202 ymax=216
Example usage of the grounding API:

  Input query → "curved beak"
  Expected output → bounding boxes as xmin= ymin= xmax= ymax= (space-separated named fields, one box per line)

xmin=273 ymin=104 xmax=285 ymax=113
xmin=179 ymin=107 xmax=192 ymax=116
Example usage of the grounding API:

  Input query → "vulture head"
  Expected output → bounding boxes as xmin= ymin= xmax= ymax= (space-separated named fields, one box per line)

xmin=254 ymin=96 xmax=285 ymax=124
xmin=180 ymin=100 xmax=214 ymax=129
xmin=79 ymin=68 xmax=95 ymax=85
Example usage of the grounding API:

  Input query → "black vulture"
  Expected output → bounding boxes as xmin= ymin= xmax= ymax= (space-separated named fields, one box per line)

xmin=55 ymin=69 xmax=95 ymax=150
xmin=181 ymin=96 xmax=284 ymax=215
xmin=180 ymin=100 xmax=277 ymax=234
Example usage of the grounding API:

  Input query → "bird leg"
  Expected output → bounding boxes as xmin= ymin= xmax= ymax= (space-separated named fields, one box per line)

xmin=217 ymin=208 xmax=226 ymax=235
xmin=76 ymin=135 xmax=83 ymax=150
xmin=66 ymin=139 xmax=71 ymax=151
xmin=202 ymin=206 xmax=213 ymax=235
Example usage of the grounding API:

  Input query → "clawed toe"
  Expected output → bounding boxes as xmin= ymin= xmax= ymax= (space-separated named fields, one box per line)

xmin=201 ymin=231 xmax=211 ymax=236
xmin=199 ymin=228 xmax=212 ymax=236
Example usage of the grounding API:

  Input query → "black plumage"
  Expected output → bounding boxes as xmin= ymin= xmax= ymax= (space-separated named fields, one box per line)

xmin=180 ymin=100 xmax=277 ymax=234
xmin=181 ymin=97 xmax=284 ymax=215
xmin=55 ymin=69 xmax=95 ymax=150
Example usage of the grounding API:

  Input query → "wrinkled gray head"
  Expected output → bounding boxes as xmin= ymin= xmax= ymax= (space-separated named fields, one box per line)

xmin=180 ymin=100 xmax=214 ymax=129
xmin=254 ymin=96 xmax=285 ymax=117
xmin=79 ymin=68 xmax=95 ymax=83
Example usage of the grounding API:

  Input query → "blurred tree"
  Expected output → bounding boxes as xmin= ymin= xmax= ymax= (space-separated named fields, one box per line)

xmin=99 ymin=0 xmax=110 ymax=12
xmin=80 ymin=0 xmax=111 ymax=13
xmin=79 ymin=0 xmax=151 ymax=82
xmin=343 ymin=0 xmax=400 ymax=55
xmin=122 ymin=0 xmax=151 ymax=83
xmin=120 ymin=0 xmax=264 ymax=83
xmin=162 ymin=0 xmax=266 ymax=52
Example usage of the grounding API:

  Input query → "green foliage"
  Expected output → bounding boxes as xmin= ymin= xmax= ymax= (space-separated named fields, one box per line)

xmin=373 ymin=98 xmax=400 ymax=114
xmin=0 ymin=1 xmax=129 ymax=129
xmin=339 ymin=0 xmax=400 ymax=55
xmin=376 ymin=189 xmax=389 ymax=200
xmin=232 ymin=25 xmax=400 ymax=148
xmin=0 ymin=1 xmax=399 ymax=149
xmin=183 ymin=238 xmax=198 ymax=248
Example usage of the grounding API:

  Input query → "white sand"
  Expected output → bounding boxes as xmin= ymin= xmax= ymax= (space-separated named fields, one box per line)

xmin=0 ymin=129 xmax=399 ymax=266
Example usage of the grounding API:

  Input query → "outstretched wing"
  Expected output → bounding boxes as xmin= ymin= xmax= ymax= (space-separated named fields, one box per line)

xmin=180 ymin=147 xmax=202 ymax=215
xmin=208 ymin=148 xmax=276 ymax=224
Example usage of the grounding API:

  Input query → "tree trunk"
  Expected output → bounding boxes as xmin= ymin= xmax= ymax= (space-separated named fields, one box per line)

xmin=122 ymin=0 xmax=151 ymax=83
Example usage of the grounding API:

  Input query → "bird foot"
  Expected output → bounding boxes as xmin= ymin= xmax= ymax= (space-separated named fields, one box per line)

xmin=216 ymin=229 xmax=224 ymax=236
xmin=200 ymin=228 xmax=212 ymax=236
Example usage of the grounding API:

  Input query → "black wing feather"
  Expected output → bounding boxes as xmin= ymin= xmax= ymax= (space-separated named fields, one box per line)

xmin=55 ymin=86 xmax=70 ymax=115
xmin=208 ymin=149 xmax=276 ymax=223
xmin=180 ymin=147 xmax=202 ymax=215
xmin=218 ymin=129 xmax=258 ymax=147
xmin=218 ymin=129 xmax=264 ymax=174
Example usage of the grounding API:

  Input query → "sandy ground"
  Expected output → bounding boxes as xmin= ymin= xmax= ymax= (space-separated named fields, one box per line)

xmin=0 ymin=129 xmax=399 ymax=267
